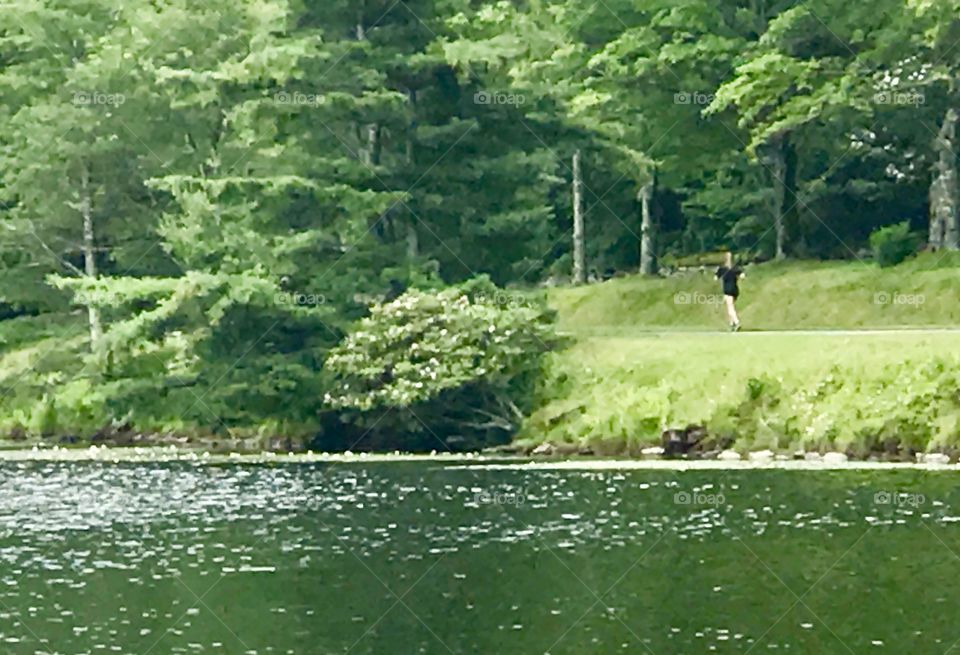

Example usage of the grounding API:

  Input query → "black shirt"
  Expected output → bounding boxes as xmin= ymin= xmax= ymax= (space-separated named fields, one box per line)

xmin=715 ymin=266 xmax=742 ymax=297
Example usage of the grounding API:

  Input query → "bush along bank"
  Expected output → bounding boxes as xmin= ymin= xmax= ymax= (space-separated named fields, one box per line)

xmin=0 ymin=276 xmax=562 ymax=453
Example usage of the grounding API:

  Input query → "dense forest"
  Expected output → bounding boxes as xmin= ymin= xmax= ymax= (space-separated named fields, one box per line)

xmin=2 ymin=0 xmax=960 ymax=450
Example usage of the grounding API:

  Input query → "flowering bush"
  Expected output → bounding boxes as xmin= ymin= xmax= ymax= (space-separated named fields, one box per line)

xmin=323 ymin=280 xmax=560 ymax=450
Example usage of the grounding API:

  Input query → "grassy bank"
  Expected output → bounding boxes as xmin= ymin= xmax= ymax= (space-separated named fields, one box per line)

xmin=550 ymin=253 xmax=960 ymax=333
xmin=525 ymin=256 xmax=960 ymax=457
xmin=5 ymin=257 xmax=960 ymax=455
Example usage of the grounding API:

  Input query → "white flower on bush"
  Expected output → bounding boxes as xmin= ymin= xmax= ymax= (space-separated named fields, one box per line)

xmin=323 ymin=286 xmax=558 ymax=410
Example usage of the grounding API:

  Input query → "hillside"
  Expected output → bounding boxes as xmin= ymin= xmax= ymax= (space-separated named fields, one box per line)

xmin=6 ymin=257 xmax=960 ymax=456
xmin=523 ymin=256 xmax=960 ymax=457
xmin=549 ymin=254 xmax=960 ymax=334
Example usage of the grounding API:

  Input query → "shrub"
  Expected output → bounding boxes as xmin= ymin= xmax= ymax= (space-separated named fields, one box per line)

xmin=870 ymin=222 xmax=920 ymax=267
xmin=323 ymin=277 xmax=562 ymax=451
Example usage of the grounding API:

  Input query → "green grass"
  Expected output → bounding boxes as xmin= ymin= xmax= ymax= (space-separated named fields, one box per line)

xmin=550 ymin=253 xmax=960 ymax=333
xmin=527 ymin=256 xmax=960 ymax=456
xmin=6 ymin=257 xmax=960 ymax=455
xmin=0 ymin=312 xmax=302 ymax=448
xmin=0 ymin=313 xmax=86 ymax=382
xmin=0 ymin=313 xmax=90 ymax=441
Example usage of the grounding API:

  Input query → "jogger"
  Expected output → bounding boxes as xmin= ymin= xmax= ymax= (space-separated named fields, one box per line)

xmin=715 ymin=252 xmax=743 ymax=331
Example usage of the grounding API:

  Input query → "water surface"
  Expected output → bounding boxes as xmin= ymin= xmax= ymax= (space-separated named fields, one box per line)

xmin=0 ymin=460 xmax=957 ymax=653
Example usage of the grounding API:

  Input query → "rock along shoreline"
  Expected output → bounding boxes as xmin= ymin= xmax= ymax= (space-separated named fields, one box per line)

xmin=0 ymin=444 xmax=957 ymax=469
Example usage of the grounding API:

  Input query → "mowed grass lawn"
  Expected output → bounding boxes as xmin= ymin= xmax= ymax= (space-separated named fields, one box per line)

xmin=549 ymin=255 xmax=960 ymax=333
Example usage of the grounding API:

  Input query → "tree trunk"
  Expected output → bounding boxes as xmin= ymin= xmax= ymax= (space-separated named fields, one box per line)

xmin=572 ymin=149 xmax=585 ymax=285
xmin=79 ymin=162 xmax=101 ymax=351
xmin=770 ymin=133 xmax=788 ymax=260
xmin=929 ymin=176 xmax=946 ymax=250
xmin=405 ymin=88 xmax=418 ymax=258
xmin=639 ymin=174 xmax=656 ymax=276
xmin=355 ymin=9 xmax=380 ymax=170
xmin=360 ymin=123 xmax=380 ymax=167
xmin=406 ymin=224 xmax=419 ymax=259
xmin=931 ymin=108 xmax=959 ymax=251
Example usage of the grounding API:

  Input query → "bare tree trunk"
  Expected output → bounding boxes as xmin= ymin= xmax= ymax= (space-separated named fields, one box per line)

xmin=364 ymin=121 xmax=387 ymax=242
xmin=354 ymin=7 xmax=396 ymax=245
xmin=639 ymin=174 xmax=655 ymax=276
xmin=359 ymin=123 xmax=380 ymax=167
xmin=356 ymin=9 xmax=365 ymax=40
xmin=79 ymin=162 xmax=101 ymax=351
xmin=355 ymin=9 xmax=380 ymax=171
xmin=931 ymin=108 xmax=959 ymax=250
xmin=406 ymin=88 xmax=418 ymax=258
xmin=770 ymin=134 xmax=788 ymax=260
xmin=406 ymin=224 xmax=419 ymax=258
xmin=929 ymin=176 xmax=946 ymax=250
xmin=572 ymin=149 xmax=585 ymax=284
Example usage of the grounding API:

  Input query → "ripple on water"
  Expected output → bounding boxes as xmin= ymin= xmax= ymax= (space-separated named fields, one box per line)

xmin=0 ymin=462 xmax=955 ymax=653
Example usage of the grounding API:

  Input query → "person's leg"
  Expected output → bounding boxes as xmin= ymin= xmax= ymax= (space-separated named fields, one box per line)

xmin=724 ymin=295 xmax=740 ymax=328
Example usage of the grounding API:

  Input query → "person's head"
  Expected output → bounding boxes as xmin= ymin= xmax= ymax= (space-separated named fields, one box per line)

xmin=724 ymin=251 xmax=733 ymax=267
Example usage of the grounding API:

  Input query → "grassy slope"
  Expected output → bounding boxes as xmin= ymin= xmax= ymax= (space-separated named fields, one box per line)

xmin=525 ymin=255 xmax=960 ymax=454
xmin=550 ymin=254 xmax=960 ymax=333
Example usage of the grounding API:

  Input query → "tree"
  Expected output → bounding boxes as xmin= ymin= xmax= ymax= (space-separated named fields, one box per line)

xmin=906 ymin=0 xmax=960 ymax=250
xmin=572 ymin=149 xmax=586 ymax=283
xmin=52 ymin=0 xmax=344 ymax=430
xmin=0 ymin=0 xmax=162 ymax=349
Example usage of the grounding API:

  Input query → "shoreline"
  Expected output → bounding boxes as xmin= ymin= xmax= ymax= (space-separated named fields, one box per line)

xmin=0 ymin=445 xmax=957 ymax=470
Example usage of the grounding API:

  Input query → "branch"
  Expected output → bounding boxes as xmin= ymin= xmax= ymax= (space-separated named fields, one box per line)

xmin=469 ymin=406 xmax=517 ymax=432
xmin=462 ymin=417 xmax=514 ymax=431
xmin=28 ymin=229 xmax=83 ymax=276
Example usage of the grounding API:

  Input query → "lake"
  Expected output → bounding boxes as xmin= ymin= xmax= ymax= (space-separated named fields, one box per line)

xmin=0 ymin=458 xmax=958 ymax=654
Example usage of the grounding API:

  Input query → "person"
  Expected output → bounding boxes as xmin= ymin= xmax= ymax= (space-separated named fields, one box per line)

xmin=715 ymin=252 xmax=743 ymax=332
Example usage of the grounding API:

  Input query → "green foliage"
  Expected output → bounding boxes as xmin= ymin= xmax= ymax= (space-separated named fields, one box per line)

xmin=3 ymin=0 xmax=960 ymax=449
xmin=324 ymin=278 xmax=560 ymax=451
xmin=717 ymin=357 xmax=960 ymax=456
xmin=870 ymin=222 xmax=921 ymax=267
xmin=524 ymin=322 xmax=960 ymax=456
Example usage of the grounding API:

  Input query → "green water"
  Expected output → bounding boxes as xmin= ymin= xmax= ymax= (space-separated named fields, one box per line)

xmin=1 ymin=461 xmax=958 ymax=653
